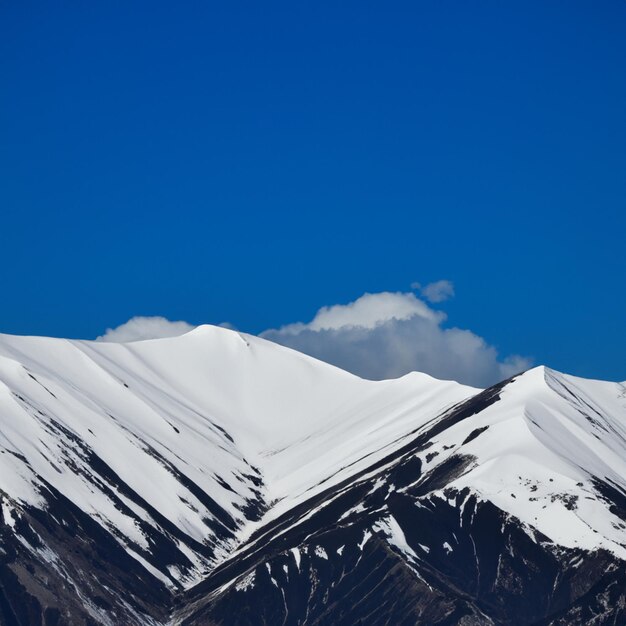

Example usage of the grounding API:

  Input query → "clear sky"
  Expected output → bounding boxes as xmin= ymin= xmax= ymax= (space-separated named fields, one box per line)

xmin=1 ymin=1 xmax=625 ymax=382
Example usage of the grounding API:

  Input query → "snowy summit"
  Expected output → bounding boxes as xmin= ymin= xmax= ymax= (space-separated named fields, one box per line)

xmin=0 ymin=325 xmax=625 ymax=625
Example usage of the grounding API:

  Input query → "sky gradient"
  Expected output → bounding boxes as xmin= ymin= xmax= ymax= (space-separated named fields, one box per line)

xmin=1 ymin=1 xmax=625 ymax=382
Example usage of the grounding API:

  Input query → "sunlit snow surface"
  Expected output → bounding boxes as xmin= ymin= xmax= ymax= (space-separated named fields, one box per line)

xmin=0 ymin=324 xmax=625 ymax=591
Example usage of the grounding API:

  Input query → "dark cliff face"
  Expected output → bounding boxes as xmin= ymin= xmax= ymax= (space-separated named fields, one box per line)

xmin=176 ymin=499 xmax=625 ymax=626
xmin=1 ymin=378 xmax=625 ymax=626
xmin=0 ymin=482 xmax=173 ymax=626
xmin=172 ymin=395 xmax=626 ymax=626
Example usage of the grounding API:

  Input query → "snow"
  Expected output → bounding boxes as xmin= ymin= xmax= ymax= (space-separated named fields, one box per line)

xmin=427 ymin=366 xmax=626 ymax=558
xmin=0 ymin=325 xmax=625 ymax=590
xmin=290 ymin=547 xmax=301 ymax=570
xmin=358 ymin=530 xmax=372 ymax=551
xmin=339 ymin=503 xmax=368 ymax=521
xmin=314 ymin=546 xmax=328 ymax=560
xmin=265 ymin=563 xmax=279 ymax=587
xmin=373 ymin=515 xmax=419 ymax=562
xmin=0 ymin=496 xmax=16 ymax=529
xmin=234 ymin=571 xmax=255 ymax=592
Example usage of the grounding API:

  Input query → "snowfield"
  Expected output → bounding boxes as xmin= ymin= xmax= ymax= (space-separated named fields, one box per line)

xmin=0 ymin=325 xmax=476 ymax=585
xmin=0 ymin=324 xmax=625 ymax=624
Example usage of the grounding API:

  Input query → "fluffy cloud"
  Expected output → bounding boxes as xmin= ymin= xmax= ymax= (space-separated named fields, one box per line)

xmin=261 ymin=291 xmax=531 ymax=388
xmin=274 ymin=291 xmax=442 ymax=335
xmin=96 ymin=291 xmax=532 ymax=387
xmin=96 ymin=316 xmax=196 ymax=343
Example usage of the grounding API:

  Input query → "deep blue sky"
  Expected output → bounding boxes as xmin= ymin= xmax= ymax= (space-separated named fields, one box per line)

xmin=1 ymin=1 xmax=625 ymax=381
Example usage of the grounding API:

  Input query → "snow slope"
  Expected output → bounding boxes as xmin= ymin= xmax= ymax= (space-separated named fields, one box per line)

xmin=0 ymin=323 xmax=625 ymax=621
xmin=0 ymin=325 xmax=474 ymax=587
xmin=405 ymin=366 xmax=626 ymax=558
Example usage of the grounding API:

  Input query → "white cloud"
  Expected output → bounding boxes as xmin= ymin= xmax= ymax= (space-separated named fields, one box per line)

xmin=261 ymin=291 xmax=531 ymax=387
xmin=274 ymin=291 xmax=442 ymax=336
xmin=96 ymin=316 xmax=196 ymax=343
xmin=420 ymin=279 xmax=455 ymax=303
xmin=96 ymin=291 xmax=532 ymax=387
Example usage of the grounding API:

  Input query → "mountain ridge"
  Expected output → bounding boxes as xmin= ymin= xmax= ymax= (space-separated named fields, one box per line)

xmin=0 ymin=325 xmax=625 ymax=625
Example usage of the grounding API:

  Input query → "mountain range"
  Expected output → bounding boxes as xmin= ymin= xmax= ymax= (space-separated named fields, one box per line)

xmin=0 ymin=325 xmax=625 ymax=625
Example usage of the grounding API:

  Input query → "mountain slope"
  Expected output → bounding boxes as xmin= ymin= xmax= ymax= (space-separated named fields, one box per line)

xmin=0 ymin=326 xmax=625 ymax=625
xmin=174 ymin=371 xmax=626 ymax=625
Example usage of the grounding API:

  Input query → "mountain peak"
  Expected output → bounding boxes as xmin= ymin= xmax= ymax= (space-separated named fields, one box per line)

xmin=0 ymin=330 xmax=625 ymax=624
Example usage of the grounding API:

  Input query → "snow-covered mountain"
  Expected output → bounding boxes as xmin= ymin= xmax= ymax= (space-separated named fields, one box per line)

xmin=0 ymin=325 xmax=625 ymax=625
